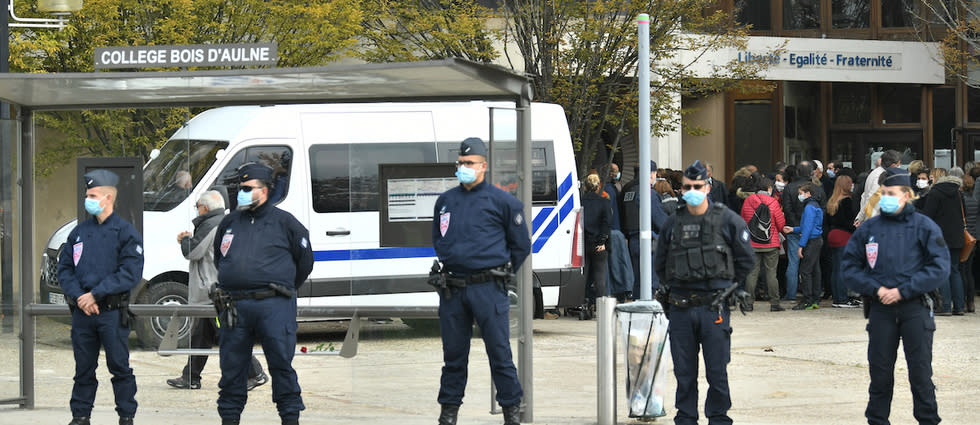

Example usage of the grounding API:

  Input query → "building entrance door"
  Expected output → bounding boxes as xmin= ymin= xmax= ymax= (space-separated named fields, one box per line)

xmin=829 ymin=130 xmax=922 ymax=174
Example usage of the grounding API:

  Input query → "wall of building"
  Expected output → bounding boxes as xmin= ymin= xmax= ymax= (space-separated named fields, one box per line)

xmin=681 ymin=94 xmax=726 ymax=175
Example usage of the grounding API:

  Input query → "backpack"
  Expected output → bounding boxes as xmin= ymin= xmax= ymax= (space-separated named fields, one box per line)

xmin=748 ymin=198 xmax=772 ymax=244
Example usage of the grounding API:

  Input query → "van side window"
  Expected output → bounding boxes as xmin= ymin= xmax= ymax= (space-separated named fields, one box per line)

xmin=437 ymin=141 xmax=558 ymax=204
xmin=311 ymin=142 xmax=437 ymax=213
xmin=214 ymin=145 xmax=293 ymax=209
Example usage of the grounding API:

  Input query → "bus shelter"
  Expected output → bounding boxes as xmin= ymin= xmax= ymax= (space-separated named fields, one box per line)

xmin=0 ymin=58 xmax=539 ymax=421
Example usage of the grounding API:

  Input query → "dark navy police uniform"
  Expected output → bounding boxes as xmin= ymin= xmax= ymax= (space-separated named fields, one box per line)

xmin=620 ymin=160 xmax=668 ymax=298
xmin=654 ymin=161 xmax=755 ymax=425
xmin=213 ymin=163 xmax=314 ymax=424
xmin=432 ymin=138 xmax=530 ymax=424
xmin=841 ymin=168 xmax=948 ymax=425
xmin=57 ymin=170 xmax=144 ymax=422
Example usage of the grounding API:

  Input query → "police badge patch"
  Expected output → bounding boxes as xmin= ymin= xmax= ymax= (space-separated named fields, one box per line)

xmin=73 ymin=242 xmax=83 ymax=266
xmin=440 ymin=212 xmax=451 ymax=237
xmin=515 ymin=213 xmax=523 ymax=225
xmin=220 ymin=234 xmax=234 ymax=257
xmin=866 ymin=236 xmax=878 ymax=269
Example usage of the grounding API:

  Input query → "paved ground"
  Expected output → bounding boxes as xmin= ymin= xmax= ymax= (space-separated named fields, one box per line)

xmin=0 ymin=299 xmax=978 ymax=424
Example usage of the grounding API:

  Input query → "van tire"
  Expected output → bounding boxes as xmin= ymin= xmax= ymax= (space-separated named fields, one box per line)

xmin=135 ymin=281 xmax=191 ymax=349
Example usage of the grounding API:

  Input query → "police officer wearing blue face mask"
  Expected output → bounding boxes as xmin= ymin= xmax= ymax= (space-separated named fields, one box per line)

xmin=58 ymin=170 xmax=144 ymax=425
xmin=212 ymin=163 xmax=314 ymax=425
xmin=654 ymin=160 xmax=755 ymax=425
xmin=841 ymin=167 xmax=948 ymax=425
xmin=432 ymin=137 xmax=531 ymax=425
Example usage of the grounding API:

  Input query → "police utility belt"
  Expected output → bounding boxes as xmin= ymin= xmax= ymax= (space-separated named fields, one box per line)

xmin=67 ymin=292 xmax=135 ymax=326
xmin=427 ymin=260 xmax=514 ymax=299
xmin=208 ymin=283 xmax=295 ymax=329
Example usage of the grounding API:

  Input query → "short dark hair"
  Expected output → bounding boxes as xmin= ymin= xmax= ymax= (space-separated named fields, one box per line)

xmin=881 ymin=149 xmax=901 ymax=167
xmin=796 ymin=162 xmax=814 ymax=178
xmin=799 ymin=182 xmax=815 ymax=194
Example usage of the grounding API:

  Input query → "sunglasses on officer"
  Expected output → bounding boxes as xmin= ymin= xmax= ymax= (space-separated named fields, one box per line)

xmin=455 ymin=160 xmax=484 ymax=168
xmin=682 ymin=183 xmax=705 ymax=191
xmin=239 ymin=184 xmax=265 ymax=193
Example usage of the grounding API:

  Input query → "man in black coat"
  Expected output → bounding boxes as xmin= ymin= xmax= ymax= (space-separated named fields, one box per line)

xmin=705 ymin=162 xmax=727 ymax=207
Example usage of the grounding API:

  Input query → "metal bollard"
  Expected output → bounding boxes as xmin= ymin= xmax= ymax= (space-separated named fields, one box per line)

xmin=597 ymin=296 xmax=617 ymax=425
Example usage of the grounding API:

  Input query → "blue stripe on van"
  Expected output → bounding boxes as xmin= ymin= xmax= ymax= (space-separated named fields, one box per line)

xmin=531 ymin=207 xmax=553 ymax=234
xmin=314 ymin=247 xmax=436 ymax=262
xmin=531 ymin=172 xmax=575 ymax=253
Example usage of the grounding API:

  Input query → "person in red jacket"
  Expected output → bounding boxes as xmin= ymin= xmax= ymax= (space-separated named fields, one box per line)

xmin=740 ymin=174 xmax=787 ymax=311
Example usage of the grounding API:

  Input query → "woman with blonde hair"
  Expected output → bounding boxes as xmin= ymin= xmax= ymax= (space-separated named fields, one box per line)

xmin=826 ymin=175 xmax=859 ymax=308
xmin=579 ymin=173 xmax=611 ymax=318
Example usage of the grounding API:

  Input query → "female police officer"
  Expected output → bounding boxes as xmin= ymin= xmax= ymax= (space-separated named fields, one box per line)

xmin=842 ymin=167 xmax=949 ymax=425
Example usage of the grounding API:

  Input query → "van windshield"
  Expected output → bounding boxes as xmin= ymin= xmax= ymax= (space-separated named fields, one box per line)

xmin=143 ymin=139 xmax=229 ymax=211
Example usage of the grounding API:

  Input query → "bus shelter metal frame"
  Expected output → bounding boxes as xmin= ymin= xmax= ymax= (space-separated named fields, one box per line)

xmin=0 ymin=58 xmax=537 ymax=421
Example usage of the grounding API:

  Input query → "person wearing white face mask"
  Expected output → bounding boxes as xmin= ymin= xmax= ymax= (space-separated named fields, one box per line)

xmin=841 ymin=167 xmax=948 ymax=425
xmin=655 ymin=160 xmax=755 ymax=425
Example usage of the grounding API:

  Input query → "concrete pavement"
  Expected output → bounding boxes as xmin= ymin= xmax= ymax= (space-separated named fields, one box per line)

xmin=1 ymin=301 xmax=978 ymax=424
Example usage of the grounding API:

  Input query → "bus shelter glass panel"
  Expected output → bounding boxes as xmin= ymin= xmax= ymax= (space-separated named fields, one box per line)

xmin=1 ymin=113 xmax=20 ymax=402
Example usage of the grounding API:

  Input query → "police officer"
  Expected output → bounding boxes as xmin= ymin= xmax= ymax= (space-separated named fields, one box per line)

xmin=213 ymin=163 xmax=314 ymax=425
xmin=620 ymin=160 xmax=668 ymax=299
xmin=432 ymin=137 xmax=530 ymax=425
xmin=58 ymin=169 xmax=143 ymax=425
xmin=841 ymin=167 xmax=948 ymax=425
xmin=654 ymin=160 xmax=755 ymax=425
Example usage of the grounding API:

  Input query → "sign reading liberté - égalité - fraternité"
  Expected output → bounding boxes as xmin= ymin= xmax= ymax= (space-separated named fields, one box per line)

xmin=94 ymin=43 xmax=277 ymax=69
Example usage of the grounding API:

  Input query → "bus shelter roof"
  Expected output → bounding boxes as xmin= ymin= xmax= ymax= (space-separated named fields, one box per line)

xmin=0 ymin=58 xmax=532 ymax=110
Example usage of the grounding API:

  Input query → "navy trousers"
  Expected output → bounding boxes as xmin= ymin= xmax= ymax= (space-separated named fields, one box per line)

xmin=865 ymin=300 xmax=940 ymax=425
xmin=438 ymin=280 xmax=522 ymax=407
xmin=669 ymin=304 xmax=732 ymax=425
xmin=218 ymin=296 xmax=304 ymax=421
xmin=70 ymin=308 xmax=137 ymax=418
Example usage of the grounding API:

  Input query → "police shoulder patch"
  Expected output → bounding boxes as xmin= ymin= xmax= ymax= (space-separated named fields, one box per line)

xmin=135 ymin=245 xmax=143 ymax=255
xmin=300 ymin=237 xmax=308 ymax=248
xmin=740 ymin=229 xmax=749 ymax=242
xmin=515 ymin=213 xmax=523 ymax=225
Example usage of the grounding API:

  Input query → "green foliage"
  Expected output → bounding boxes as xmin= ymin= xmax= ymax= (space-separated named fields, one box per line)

xmin=359 ymin=0 xmax=499 ymax=62
xmin=11 ymin=0 xmax=362 ymax=175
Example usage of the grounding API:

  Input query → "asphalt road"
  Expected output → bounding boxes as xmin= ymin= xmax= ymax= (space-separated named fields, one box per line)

xmin=0 ymin=300 xmax=977 ymax=424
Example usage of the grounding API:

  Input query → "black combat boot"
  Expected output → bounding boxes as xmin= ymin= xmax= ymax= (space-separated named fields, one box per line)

xmin=502 ymin=404 xmax=521 ymax=425
xmin=220 ymin=419 xmax=240 ymax=425
xmin=119 ymin=417 xmax=134 ymax=425
xmin=281 ymin=419 xmax=299 ymax=425
xmin=438 ymin=404 xmax=459 ymax=425
xmin=68 ymin=418 xmax=90 ymax=425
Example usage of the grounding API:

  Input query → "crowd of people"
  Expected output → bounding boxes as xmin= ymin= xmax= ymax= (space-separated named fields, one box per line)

xmin=579 ymin=150 xmax=978 ymax=316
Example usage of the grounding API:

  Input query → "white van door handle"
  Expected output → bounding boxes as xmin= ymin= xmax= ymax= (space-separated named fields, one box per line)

xmin=326 ymin=229 xmax=351 ymax=236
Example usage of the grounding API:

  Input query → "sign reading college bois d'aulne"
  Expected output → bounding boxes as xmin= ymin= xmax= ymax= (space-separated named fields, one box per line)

xmin=94 ymin=43 xmax=277 ymax=69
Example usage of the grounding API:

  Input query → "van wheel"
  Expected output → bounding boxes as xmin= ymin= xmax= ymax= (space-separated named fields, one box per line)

xmin=135 ymin=281 xmax=190 ymax=349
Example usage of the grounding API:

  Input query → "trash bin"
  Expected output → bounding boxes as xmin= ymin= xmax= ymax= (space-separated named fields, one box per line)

xmin=615 ymin=300 xmax=669 ymax=419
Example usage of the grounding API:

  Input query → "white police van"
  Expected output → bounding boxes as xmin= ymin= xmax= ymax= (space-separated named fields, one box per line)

xmin=40 ymin=101 xmax=585 ymax=347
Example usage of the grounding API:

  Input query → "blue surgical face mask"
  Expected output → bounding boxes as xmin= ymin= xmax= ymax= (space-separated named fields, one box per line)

xmin=798 ymin=194 xmax=806 ymax=202
xmin=237 ymin=189 xmax=254 ymax=209
xmin=682 ymin=189 xmax=706 ymax=207
xmin=84 ymin=197 xmax=104 ymax=216
xmin=615 ymin=172 xmax=621 ymax=181
xmin=879 ymin=195 xmax=901 ymax=214
xmin=826 ymin=170 xmax=836 ymax=179
xmin=455 ymin=166 xmax=477 ymax=184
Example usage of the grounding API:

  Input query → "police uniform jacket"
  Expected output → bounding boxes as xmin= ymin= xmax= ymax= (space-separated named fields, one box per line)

xmin=213 ymin=201 xmax=314 ymax=291
xmin=58 ymin=213 xmax=144 ymax=302
xmin=841 ymin=203 xmax=949 ymax=301
xmin=181 ymin=208 xmax=224 ymax=304
xmin=654 ymin=201 xmax=756 ymax=292
xmin=432 ymin=180 xmax=531 ymax=274
xmin=619 ymin=179 xmax=667 ymax=238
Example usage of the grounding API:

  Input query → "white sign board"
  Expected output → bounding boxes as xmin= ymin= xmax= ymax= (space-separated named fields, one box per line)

xmin=677 ymin=36 xmax=944 ymax=84
xmin=94 ymin=43 xmax=278 ymax=69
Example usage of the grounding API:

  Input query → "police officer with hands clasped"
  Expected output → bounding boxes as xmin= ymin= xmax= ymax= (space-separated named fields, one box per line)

xmin=430 ymin=137 xmax=530 ymax=425
xmin=212 ymin=163 xmax=314 ymax=425
xmin=655 ymin=160 xmax=755 ymax=425
xmin=841 ymin=167 xmax=948 ymax=425
xmin=58 ymin=170 xmax=144 ymax=425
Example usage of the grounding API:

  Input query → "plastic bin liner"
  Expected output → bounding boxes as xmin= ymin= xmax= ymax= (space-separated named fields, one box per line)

xmin=616 ymin=300 xmax=669 ymax=418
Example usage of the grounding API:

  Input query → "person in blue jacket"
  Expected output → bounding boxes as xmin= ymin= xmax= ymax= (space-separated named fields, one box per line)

xmin=432 ymin=137 xmax=530 ymax=425
xmin=784 ymin=182 xmax=824 ymax=310
xmin=841 ymin=167 xmax=948 ymax=425
xmin=655 ymin=160 xmax=755 ymax=425
xmin=212 ymin=163 xmax=314 ymax=425
xmin=58 ymin=169 xmax=144 ymax=425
